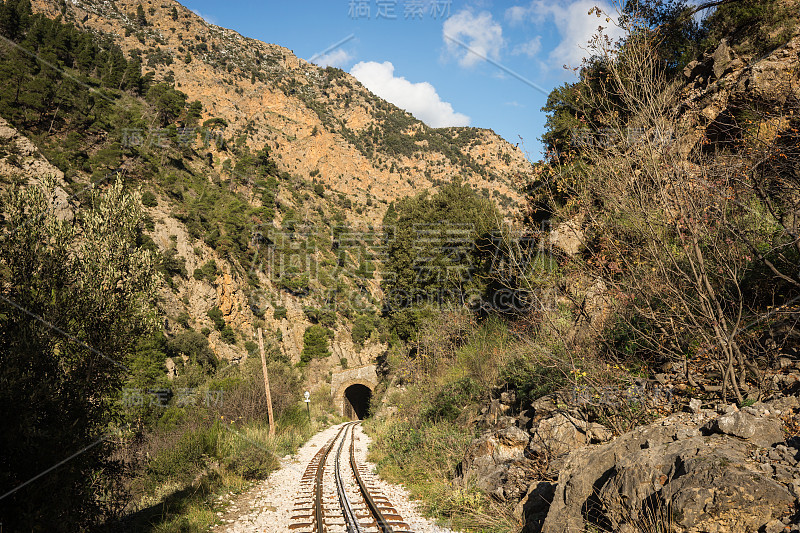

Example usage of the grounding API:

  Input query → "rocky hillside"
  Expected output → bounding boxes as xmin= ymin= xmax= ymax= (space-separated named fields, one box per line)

xmin=361 ymin=2 xmax=800 ymax=532
xmin=31 ymin=0 xmax=526 ymax=217
xmin=1 ymin=0 xmax=532 ymax=387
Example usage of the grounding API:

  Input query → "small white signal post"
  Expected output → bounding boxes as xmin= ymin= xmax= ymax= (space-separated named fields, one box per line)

xmin=304 ymin=391 xmax=311 ymax=420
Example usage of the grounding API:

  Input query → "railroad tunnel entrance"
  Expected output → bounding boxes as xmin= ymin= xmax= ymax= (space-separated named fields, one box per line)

xmin=343 ymin=384 xmax=372 ymax=420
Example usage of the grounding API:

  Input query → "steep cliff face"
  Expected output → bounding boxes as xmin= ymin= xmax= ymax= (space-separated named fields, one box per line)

xmin=30 ymin=0 xmax=526 ymax=219
xmin=5 ymin=0 xmax=531 ymax=388
xmin=678 ymin=31 xmax=800 ymax=157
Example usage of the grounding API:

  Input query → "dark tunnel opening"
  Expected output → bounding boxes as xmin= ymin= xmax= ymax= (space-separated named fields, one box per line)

xmin=343 ymin=384 xmax=372 ymax=420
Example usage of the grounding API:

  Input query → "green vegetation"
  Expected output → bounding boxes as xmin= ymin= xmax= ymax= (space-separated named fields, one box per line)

xmin=303 ymin=305 xmax=337 ymax=328
xmin=381 ymin=181 xmax=502 ymax=341
xmin=136 ymin=4 xmax=147 ymax=27
xmin=351 ymin=314 xmax=377 ymax=347
xmin=531 ymin=1 xmax=800 ymax=405
xmin=207 ymin=306 xmax=225 ymax=330
xmin=365 ymin=315 xmax=563 ymax=531
xmin=366 ymin=417 xmax=501 ymax=530
xmin=168 ymin=330 xmax=217 ymax=368
xmin=8 ymin=0 xmax=793 ymax=531
xmin=118 ymin=359 xmax=340 ymax=532
xmin=300 ymin=324 xmax=333 ymax=364
xmin=193 ymin=259 xmax=218 ymax=282
xmin=0 ymin=178 xmax=158 ymax=529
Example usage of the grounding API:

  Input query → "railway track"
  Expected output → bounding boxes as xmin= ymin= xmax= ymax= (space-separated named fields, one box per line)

xmin=289 ymin=422 xmax=414 ymax=533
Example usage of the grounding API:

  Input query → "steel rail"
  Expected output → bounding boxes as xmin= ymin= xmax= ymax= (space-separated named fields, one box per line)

xmin=349 ymin=422 xmax=395 ymax=533
xmin=335 ymin=422 xmax=363 ymax=533
xmin=313 ymin=424 xmax=348 ymax=533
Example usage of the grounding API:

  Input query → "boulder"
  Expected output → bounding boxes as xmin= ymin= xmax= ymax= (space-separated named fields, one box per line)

xmin=459 ymin=424 xmax=532 ymax=501
xmin=529 ymin=412 xmax=610 ymax=459
xmin=712 ymin=39 xmax=735 ymax=80
xmin=548 ymin=215 xmax=585 ymax=257
xmin=516 ymin=481 xmax=557 ymax=533
xmin=711 ymin=410 xmax=784 ymax=448
xmin=539 ymin=412 xmax=795 ymax=533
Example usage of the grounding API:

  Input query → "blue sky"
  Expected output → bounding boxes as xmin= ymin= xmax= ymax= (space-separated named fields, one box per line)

xmin=180 ymin=0 xmax=628 ymax=159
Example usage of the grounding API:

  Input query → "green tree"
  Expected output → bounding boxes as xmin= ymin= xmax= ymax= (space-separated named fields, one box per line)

xmin=0 ymin=178 xmax=158 ymax=529
xmin=381 ymin=181 xmax=501 ymax=339
xmin=167 ymin=330 xmax=217 ymax=367
xmin=622 ymin=0 xmax=706 ymax=74
xmin=300 ymin=325 xmax=333 ymax=364
xmin=351 ymin=314 xmax=376 ymax=347
xmin=136 ymin=4 xmax=147 ymax=27
xmin=186 ymin=100 xmax=203 ymax=126
xmin=146 ymin=83 xmax=187 ymax=126
xmin=207 ymin=306 xmax=225 ymax=330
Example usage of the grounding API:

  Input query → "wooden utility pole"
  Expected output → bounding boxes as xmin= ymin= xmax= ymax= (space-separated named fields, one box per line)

xmin=258 ymin=328 xmax=275 ymax=437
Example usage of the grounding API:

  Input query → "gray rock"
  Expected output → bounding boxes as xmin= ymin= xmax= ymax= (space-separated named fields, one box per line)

xmin=540 ymin=412 xmax=794 ymax=533
xmin=529 ymin=412 xmax=610 ymax=458
xmin=458 ymin=424 xmax=531 ymax=501
xmin=516 ymin=481 xmax=556 ymax=533
xmin=689 ymin=397 xmax=702 ymax=414
xmin=712 ymin=38 xmax=735 ymax=79
xmin=500 ymin=390 xmax=516 ymax=405
xmin=764 ymin=518 xmax=786 ymax=533
xmin=548 ymin=215 xmax=585 ymax=257
xmin=712 ymin=410 xmax=784 ymax=448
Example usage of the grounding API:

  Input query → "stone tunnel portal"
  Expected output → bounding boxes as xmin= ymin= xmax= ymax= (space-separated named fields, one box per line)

xmin=343 ymin=383 xmax=372 ymax=420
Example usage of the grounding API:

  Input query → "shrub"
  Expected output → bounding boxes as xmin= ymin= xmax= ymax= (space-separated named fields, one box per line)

xmin=220 ymin=325 xmax=236 ymax=344
xmin=273 ymin=306 xmax=287 ymax=320
xmin=421 ymin=377 xmax=482 ymax=422
xmin=303 ymin=306 xmax=336 ymax=328
xmin=207 ymin=306 xmax=225 ymax=330
xmin=175 ymin=312 xmax=191 ymax=328
xmin=160 ymin=247 xmax=187 ymax=278
xmin=300 ymin=325 xmax=333 ymax=364
xmin=141 ymin=190 xmax=158 ymax=207
xmin=351 ymin=314 xmax=376 ymax=347
xmin=146 ymin=424 xmax=220 ymax=484
xmin=225 ymin=445 xmax=278 ymax=480
xmin=245 ymin=340 xmax=258 ymax=356
xmin=497 ymin=356 xmax=567 ymax=407
xmin=168 ymin=330 xmax=217 ymax=367
xmin=193 ymin=260 xmax=218 ymax=282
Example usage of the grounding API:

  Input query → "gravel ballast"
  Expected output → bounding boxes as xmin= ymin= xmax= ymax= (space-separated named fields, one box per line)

xmin=215 ymin=422 xmax=453 ymax=533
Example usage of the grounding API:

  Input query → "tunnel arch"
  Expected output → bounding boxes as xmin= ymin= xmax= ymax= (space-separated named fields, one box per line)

xmin=343 ymin=383 xmax=372 ymax=420
xmin=330 ymin=365 xmax=378 ymax=419
xmin=333 ymin=379 xmax=375 ymax=420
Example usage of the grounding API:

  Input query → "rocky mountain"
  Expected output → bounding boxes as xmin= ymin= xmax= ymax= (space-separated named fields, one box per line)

xmin=31 ymin=0 xmax=526 ymax=215
xmin=4 ymin=0 xmax=531 ymax=381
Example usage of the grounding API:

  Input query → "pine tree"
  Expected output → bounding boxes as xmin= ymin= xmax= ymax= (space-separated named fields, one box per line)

xmin=0 ymin=0 xmax=21 ymax=39
xmin=136 ymin=4 xmax=147 ymax=27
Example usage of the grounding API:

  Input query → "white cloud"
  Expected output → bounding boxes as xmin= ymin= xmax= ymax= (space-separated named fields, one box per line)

xmin=191 ymin=9 xmax=218 ymax=26
xmin=350 ymin=61 xmax=470 ymax=128
xmin=442 ymin=10 xmax=504 ymax=68
xmin=505 ymin=5 xmax=529 ymax=25
xmin=512 ymin=36 xmax=542 ymax=57
xmin=504 ymin=1 xmax=625 ymax=70
xmin=311 ymin=49 xmax=353 ymax=69
xmin=544 ymin=0 xmax=624 ymax=68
